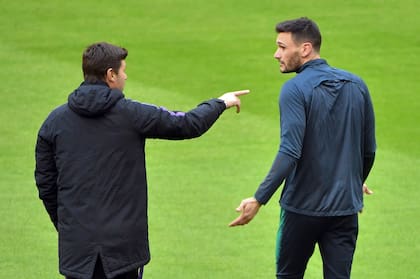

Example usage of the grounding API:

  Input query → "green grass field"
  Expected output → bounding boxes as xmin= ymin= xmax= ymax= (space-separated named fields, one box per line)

xmin=1 ymin=0 xmax=419 ymax=278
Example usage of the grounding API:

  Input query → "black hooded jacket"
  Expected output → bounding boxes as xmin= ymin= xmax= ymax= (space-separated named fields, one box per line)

xmin=35 ymin=81 xmax=226 ymax=278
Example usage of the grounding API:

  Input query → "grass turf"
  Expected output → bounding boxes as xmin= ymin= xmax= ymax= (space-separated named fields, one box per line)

xmin=0 ymin=0 xmax=419 ymax=278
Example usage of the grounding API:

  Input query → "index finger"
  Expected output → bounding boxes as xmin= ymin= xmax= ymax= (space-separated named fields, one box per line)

xmin=229 ymin=89 xmax=250 ymax=96
xmin=229 ymin=216 xmax=246 ymax=227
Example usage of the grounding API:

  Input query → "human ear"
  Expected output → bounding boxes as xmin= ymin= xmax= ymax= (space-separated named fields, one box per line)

xmin=301 ymin=42 xmax=313 ymax=58
xmin=106 ymin=68 xmax=116 ymax=82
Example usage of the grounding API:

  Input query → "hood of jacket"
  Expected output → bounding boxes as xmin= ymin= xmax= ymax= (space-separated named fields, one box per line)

xmin=68 ymin=81 xmax=124 ymax=117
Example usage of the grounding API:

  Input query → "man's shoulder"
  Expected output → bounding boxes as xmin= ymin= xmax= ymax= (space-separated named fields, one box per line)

xmin=281 ymin=78 xmax=302 ymax=97
xmin=281 ymin=70 xmax=313 ymax=95
xmin=37 ymin=104 xmax=68 ymax=138
xmin=43 ymin=103 xmax=69 ymax=122
xmin=328 ymin=65 xmax=365 ymax=84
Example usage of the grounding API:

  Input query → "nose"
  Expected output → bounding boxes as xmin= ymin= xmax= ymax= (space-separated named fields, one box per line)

xmin=274 ymin=48 xmax=281 ymax=60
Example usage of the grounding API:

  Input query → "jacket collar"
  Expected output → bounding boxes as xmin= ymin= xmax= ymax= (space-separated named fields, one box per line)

xmin=296 ymin=59 xmax=328 ymax=73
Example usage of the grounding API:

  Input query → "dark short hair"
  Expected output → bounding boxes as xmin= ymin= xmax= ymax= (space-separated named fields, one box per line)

xmin=82 ymin=42 xmax=128 ymax=83
xmin=275 ymin=17 xmax=322 ymax=52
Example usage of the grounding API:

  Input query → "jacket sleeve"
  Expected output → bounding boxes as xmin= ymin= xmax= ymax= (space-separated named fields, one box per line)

xmin=363 ymin=153 xmax=375 ymax=182
xmin=254 ymin=151 xmax=297 ymax=204
xmin=278 ymin=82 xmax=306 ymax=159
xmin=124 ymin=98 xmax=227 ymax=139
xmin=35 ymin=125 xmax=58 ymax=230
xmin=361 ymin=81 xmax=376 ymax=182
xmin=254 ymin=82 xmax=303 ymax=204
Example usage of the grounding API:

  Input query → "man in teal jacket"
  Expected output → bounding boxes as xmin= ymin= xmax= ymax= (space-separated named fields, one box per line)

xmin=230 ymin=18 xmax=375 ymax=279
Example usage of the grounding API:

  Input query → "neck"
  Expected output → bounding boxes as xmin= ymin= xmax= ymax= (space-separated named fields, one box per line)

xmin=301 ymin=53 xmax=320 ymax=65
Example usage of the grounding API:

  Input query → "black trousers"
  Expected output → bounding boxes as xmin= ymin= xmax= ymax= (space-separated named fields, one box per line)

xmin=276 ymin=209 xmax=358 ymax=279
xmin=66 ymin=257 xmax=142 ymax=279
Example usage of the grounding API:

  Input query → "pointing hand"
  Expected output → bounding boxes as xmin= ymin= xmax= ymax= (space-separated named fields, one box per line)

xmin=218 ymin=89 xmax=250 ymax=113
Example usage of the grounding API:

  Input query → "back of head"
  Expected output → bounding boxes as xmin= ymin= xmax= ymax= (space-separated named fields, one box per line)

xmin=82 ymin=42 xmax=128 ymax=83
xmin=275 ymin=17 xmax=322 ymax=53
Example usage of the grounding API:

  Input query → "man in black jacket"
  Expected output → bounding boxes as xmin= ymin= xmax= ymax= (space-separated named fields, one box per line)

xmin=35 ymin=42 xmax=249 ymax=279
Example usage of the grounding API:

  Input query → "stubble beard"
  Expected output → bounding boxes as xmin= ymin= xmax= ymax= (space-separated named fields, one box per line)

xmin=281 ymin=52 xmax=302 ymax=73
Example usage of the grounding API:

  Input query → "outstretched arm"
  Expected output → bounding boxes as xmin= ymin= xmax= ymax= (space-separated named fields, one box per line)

xmin=127 ymin=89 xmax=250 ymax=139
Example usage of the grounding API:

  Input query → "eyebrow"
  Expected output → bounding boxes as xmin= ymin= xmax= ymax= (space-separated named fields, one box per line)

xmin=276 ymin=41 xmax=286 ymax=47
